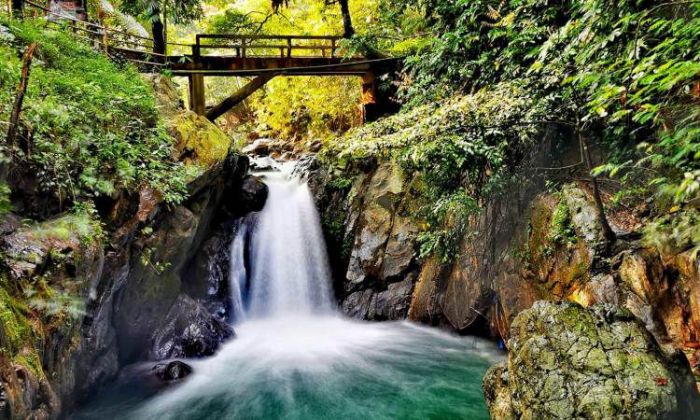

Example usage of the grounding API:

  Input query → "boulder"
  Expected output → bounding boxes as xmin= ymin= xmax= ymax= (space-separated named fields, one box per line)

xmin=249 ymin=156 xmax=279 ymax=172
xmin=152 ymin=361 xmax=193 ymax=381
xmin=227 ymin=176 xmax=268 ymax=215
xmin=168 ymin=111 xmax=232 ymax=167
xmin=483 ymin=301 xmax=700 ymax=419
xmin=150 ymin=294 xmax=234 ymax=360
xmin=241 ymin=138 xmax=274 ymax=156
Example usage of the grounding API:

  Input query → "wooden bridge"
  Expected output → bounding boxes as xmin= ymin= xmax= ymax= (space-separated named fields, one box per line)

xmin=23 ymin=1 xmax=399 ymax=121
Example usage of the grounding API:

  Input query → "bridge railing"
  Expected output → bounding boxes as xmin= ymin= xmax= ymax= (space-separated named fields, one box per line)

xmin=23 ymin=0 xmax=174 ymax=67
xmin=193 ymin=34 xmax=343 ymax=59
xmin=19 ymin=3 xmax=350 ymax=67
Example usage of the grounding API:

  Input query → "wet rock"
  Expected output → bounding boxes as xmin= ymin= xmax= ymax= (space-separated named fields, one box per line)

xmin=231 ymin=176 xmax=268 ymax=215
xmin=0 ymin=24 xmax=15 ymax=43
xmin=152 ymin=361 xmax=193 ymax=381
xmin=374 ymin=277 xmax=415 ymax=319
xmin=562 ymin=183 xmax=611 ymax=257
xmin=306 ymin=139 xmax=323 ymax=153
xmin=0 ymin=212 xmax=20 ymax=235
xmin=184 ymin=224 xmax=235 ymax=320
xmin=151 ymin=295 xmax=234 ymax=360
xmin=0 ymin=361 xmax=61 ymax=420
xmin=346 ymin=165 xmax=407 ymax=288
xmin=483 ymin=301 xmax=700 ymax=419
xmin=249 ymin=156 xmax=279 ymax=172
xmin=242 ymin=138 xmax=274 ymax=156
xmin=2 ymin=213 xmax=102 ymax=283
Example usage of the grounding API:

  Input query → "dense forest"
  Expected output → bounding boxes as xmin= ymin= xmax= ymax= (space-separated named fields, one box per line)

xmin=1 ymin=0 xmax=700 ymax=419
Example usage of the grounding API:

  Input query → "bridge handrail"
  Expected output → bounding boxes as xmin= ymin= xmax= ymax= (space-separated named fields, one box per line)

xmin=23 ymin=0 xmax=189 ymax=50
xmin=194 ymin=33 xmax=342 ymax=58
xmin=19 ymin=2 xmax=373 ymax=68
xmin=196 ymin=34 xmax=343 ymax=40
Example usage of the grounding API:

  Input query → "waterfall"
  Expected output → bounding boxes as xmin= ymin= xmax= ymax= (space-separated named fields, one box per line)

xmin=77 ymin=160 xmax=502 ymax=420
xmin=229 ymin=164 xmax=334 ymax=320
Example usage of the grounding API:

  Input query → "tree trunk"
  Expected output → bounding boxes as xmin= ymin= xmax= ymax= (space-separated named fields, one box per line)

xmin=7 ymin=42 xmax=37 ymax=147
xmin=338 ymin=0 xmax=354 ymax=38
xmin=579 ymin=132 xmax=616 ymax=245
xmin=152 ymin=12 xmax=165 ymax=55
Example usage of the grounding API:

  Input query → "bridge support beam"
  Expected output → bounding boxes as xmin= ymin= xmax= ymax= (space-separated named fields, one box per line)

xmin=206 ymin=73 xmax=278 ymax=122
xmin=189 ymin=74 xmax=206 ymax=115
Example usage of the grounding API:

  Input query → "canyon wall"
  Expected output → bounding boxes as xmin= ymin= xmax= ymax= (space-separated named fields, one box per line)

xmin=0 ymin=76 xmax=261 ymax=418
xmin=307 ymin=134 xmax=700 ymax=383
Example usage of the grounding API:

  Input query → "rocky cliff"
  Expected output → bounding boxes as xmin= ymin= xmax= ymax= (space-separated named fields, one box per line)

xmin=0 ymin=75 xmax=264 ymax=418
xmin=308 ymin=127 xmax=700 ymax=408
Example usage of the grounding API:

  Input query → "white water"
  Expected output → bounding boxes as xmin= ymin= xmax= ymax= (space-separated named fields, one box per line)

xmin=246 ymin=167 xmax=334 ymax=317
xmin=82 ymin=163 xmax=501 ymax=420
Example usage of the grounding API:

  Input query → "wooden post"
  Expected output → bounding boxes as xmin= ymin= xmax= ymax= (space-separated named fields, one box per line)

xmin=189 ymin=74 xmax=206 ymax=116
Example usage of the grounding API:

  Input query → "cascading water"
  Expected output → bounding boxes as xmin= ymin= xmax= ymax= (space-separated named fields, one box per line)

xmin=237 ymin=167 xmax=334 ymax=318
xmin=76 ymin=162 xmax=501 ymax=420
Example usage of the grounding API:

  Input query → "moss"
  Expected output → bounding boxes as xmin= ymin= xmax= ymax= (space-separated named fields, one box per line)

xmin=0 ymin=286 xmax=30 ymax=351
xmin=168 ymin=112 xmax=232 ymax=167
xmin=30 ymin=213 xmax=99 ymax=243
xmin=12 ymin=349 xmax=45 ymax=380
xmin=548 ymin=198 xmax=577 ymax=247
xmin=0 ymin=277 xmax=45 ymax=380
xmin=328 ymin=176 xmax=354 ymax=191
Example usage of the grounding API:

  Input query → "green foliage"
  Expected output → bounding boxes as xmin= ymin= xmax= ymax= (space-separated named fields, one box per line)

xmin=250 ymin=76 xmax=361 ymax=141
xmin=0 ymin=183 xmax=11 ymax=217
xmin=362 ymin=0 xmax=700 ymax=252
xmin=23 ymin=208 xmax=103 ymax=246
xmin=0 ymin=284 xmax=31 ymax=352
xmin=417 ymin=191 xmax=479 ymax=262
xmin=531 ymin=1 xmax=700 ymax=209
xmin=24 ymin=282 xmax=85 ymax=319
xmin=0 ymin=18 xmax=187 ymax=206
xmin=643 ymin=210 xmax=700 ymax=256
xmin=323 ymin=82 xmax=551 ymax=260
xmin=172 ymin=0 xmax=381 ymax=142
xmin=140 ymin=246 xmax=172 ymax=274
xmin=0 ymin=276 xmax=46 ymax=379
xmin=120 ymin=0 xmax=203 ymax=26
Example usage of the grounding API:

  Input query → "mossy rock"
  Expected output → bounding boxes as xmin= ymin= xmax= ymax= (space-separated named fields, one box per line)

xmin=168 ymin=111 xmax=233 ymax=168
xmin=483 ymin=301 xmax=700 ymax=419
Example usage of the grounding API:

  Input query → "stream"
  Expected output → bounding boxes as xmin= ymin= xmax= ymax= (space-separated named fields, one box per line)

xmin=75 ymin=164 xmax=500 ymax=419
